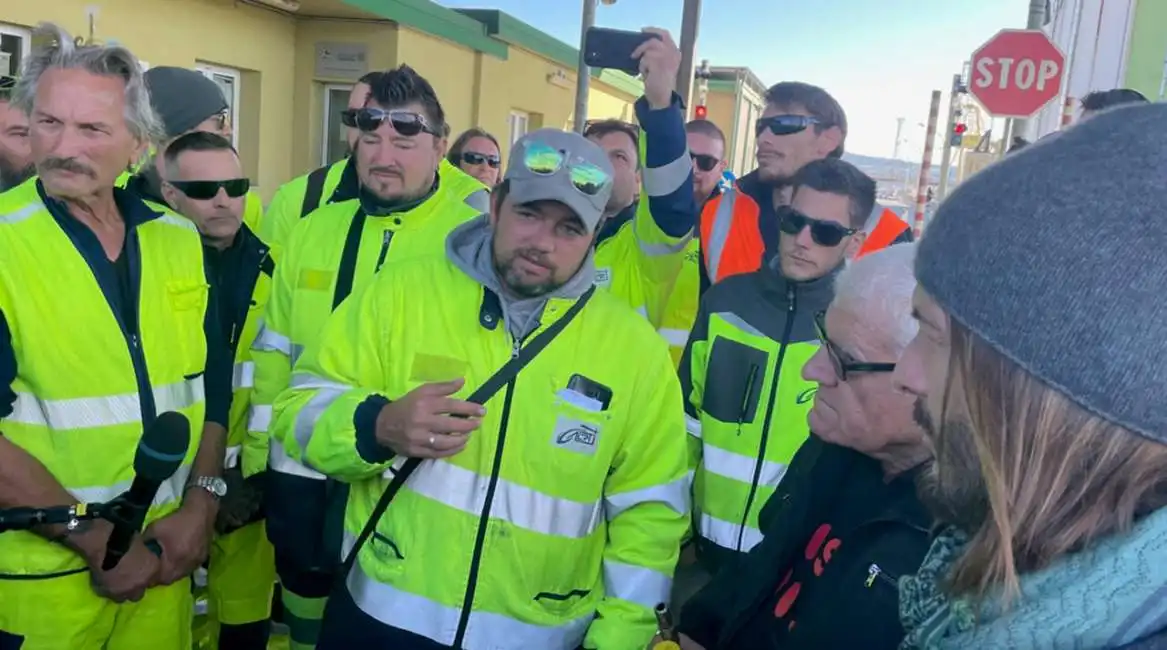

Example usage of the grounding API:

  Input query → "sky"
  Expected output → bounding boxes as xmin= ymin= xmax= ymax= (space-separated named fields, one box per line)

xmin=436 ymin=0 xmax=1028 ymax=160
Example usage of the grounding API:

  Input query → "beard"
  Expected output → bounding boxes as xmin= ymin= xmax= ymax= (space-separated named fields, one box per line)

xmin=0 ymin=156 xmax=34 ymax=193
xmin=913 ymin=398 xmax=991 ymax=532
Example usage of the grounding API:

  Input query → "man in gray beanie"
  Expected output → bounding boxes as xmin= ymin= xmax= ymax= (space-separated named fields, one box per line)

xmin=892 ymin=102 xmax=1167 ymax=649
xmin=121 ymin=66 xmax=264 ymax=234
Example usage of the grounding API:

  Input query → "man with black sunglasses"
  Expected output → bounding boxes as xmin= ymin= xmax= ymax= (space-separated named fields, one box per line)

xmin=678 ymin=157 xmax=875 ymax=583
xmin=668 ymin=243 xmax=933 ymax=650
xmin=159 ymin=131 xmax=276 ymax=650
xmin=119 ymin=66 xmax=265 ymax=237
xmin=698 ymin=82 xmax=846 ymax=285
xmin=259 ymin=70 xmax=485 ymax=257
xmin=248 ymin=64 xmax=490 ymax=650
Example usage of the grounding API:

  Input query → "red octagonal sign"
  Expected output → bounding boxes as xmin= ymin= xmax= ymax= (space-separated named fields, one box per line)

xmin=969 ymin=29 xmax=1066 ymax=119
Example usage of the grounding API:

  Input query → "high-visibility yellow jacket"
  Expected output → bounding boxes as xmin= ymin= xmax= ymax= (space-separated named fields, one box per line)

xmin=259 ymin=158 xmax=354 ymax=256
xmin=679 ymin=267 xmax=834 ymax=572
xmin=655 ymin=238 xmax=702 ymax=368
xmin=0 ymin=179 xmax=207 ymax=576
xmin=272 ymin=252 xmax=689 ymax=650
xmin=243 ymin=172 xmax=489 ymax=479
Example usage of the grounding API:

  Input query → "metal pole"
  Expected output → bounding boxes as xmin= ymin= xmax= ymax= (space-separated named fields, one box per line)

xmin=676 ymin=0 xmax=703 ymax=115
xmin=1009 ymin=0 xmax=1049 ymax=139
xmin=573 ymin=0 xmax=597 ymax=133
xmin=915 ymin=90 xmax=943 ymax=238
xmin=937 ymin=74 xmax=961 ymax=201
xmin=893 ymin=117 xmax=905 ymax=159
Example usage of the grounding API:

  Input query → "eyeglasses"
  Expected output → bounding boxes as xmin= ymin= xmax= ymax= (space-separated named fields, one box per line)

xmin=167 ymin=178 xmax=250 ymax=200
xmin=814 ymin=311 xmax=896 ymax=381
xmin=523 ymin=141 xmax=611 ymax=196
xmin=778 ymin=206 xmax=857 ymax=247
xmin=461 ymin=152 xmax=500 ymax=168
xmin=341 ymin=108 xmax=439 ymax=137
xmin=691 ymin=153 xmax=719 ymax=172
xmin=755 ymin=114 xmax=821 ymax=137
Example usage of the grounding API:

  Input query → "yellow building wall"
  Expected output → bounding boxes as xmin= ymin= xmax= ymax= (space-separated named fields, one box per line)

xmin=394 ymin=28 xmax=477 ymax=142
xmin=1 ymin=0 xmax=296 ymax=199
xmin=705 ymin=89 xmax=737 ymax=149
xmin=291 ymin=19 xmax=398 ymax=173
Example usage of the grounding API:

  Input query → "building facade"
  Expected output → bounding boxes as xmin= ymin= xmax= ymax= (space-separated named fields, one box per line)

xmin=1 ymin=0 xmax=644 ymax=199
xmin=1029 ymin=0 xmax=1166 ymax=138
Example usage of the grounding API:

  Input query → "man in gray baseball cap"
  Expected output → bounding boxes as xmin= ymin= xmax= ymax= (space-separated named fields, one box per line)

xmin=447 ymin=127 xmax=615 ymax=338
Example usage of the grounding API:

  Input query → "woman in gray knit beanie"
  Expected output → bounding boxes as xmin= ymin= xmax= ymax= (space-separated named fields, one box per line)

xmin=891 ymin=101 xmax=1167 ymax=650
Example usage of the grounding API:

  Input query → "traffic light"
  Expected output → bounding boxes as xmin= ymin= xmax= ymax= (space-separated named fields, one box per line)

xmin=694 ymin=105 xmax=708 ymax=120
xmin=950 ymin=122 xmax=968 ymax=147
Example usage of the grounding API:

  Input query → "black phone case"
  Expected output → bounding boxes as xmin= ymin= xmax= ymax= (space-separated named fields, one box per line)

xmin=583 ymin=27 xmax=659 ymax=75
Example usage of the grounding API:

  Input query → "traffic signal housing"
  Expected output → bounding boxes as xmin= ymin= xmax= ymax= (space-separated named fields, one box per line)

xmin=950 ymin=122 xmax=968 ymax=147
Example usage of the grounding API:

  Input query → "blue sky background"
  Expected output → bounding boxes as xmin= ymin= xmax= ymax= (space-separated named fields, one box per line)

xmin=436 ymin=0 xmax=1027 ymax=159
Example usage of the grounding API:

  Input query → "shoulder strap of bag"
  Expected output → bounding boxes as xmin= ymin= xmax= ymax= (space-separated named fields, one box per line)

xmin=301 ymin=166 xmax=330 ymax=219
xmin=330 ymin=207 xmax=368 ymax=310
xmin=337 ymin=285 xmax=598 ymax=582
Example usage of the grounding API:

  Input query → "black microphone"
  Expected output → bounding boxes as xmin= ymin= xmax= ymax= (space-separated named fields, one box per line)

xmin=102 ymin=412 xmax=191 ymax=571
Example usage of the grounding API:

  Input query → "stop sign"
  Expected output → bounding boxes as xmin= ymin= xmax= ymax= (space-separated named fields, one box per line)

xmin=969 ymin=29 xmax=1066 ymax=118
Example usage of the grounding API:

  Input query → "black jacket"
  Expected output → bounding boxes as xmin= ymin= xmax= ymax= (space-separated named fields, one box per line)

xmin=679 ymin=435 xmax=933 ymax=650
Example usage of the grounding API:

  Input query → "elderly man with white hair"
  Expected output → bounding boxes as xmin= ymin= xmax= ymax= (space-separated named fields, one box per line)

xmin=662 ymin=243 xmax=934 ymax=650
xmin=0 ymin=23 xmax=233 ymax=648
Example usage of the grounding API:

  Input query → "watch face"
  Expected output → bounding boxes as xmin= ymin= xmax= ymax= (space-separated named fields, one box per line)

xmin=209 ymin=477 xmax=228 ymax=497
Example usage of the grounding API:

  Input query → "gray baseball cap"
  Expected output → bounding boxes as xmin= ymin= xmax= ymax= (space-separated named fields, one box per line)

xmin=504 ymin=128 xmax=615 ymax=234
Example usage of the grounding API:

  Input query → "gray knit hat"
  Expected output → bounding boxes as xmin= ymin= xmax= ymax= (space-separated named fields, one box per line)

xmin=143 ymin=67 xmax=228 ymax=139
xmin=915 ymin=102 xmax=1167 ymax=444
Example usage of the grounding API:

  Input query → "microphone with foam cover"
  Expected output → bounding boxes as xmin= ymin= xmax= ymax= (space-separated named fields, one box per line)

xmin=101 ymin=412 xmax=191 ymax=571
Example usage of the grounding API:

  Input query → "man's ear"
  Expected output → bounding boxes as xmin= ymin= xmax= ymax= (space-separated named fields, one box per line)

xmin=844 ymin=231 xmax=866 ymax=258
xmin=435 ymin=136 xmax=449 ymax=160
xmin=159 ymin=181 xmax=180 ymax=211
xmin=815 ymin=125 xmax=844 ymax=159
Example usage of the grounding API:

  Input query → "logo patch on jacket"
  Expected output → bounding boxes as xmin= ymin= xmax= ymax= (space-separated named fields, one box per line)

xmin=552 ymin=417 xmax=600 ymax=455
xmin=593 ymin=267 xmax=612 ymax=288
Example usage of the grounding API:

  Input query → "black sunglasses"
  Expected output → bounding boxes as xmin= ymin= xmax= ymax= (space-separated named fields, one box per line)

xmin=167 ymin=178 xmax=250 ymax=200
xmin=691 ymin=153 xmax=719 ymax=172
xmin=756 ymin=114 xmax=822 ymax=137
xmin=814 ymin=311 xmax=896 ymax=380
xmin=778 ymin=207 xmax=857 ymax=247
xmin=461 ymin=151 xmax=500 ymax=168
xmin=341 ymin=108 xmax=439 ymax=137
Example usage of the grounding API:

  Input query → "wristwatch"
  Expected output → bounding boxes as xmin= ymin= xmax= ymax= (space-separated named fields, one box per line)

xmin=187 ymin=476 xmax=228 ymax=500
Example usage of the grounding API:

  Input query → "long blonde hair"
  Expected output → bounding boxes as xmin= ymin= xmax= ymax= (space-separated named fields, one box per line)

xmin=945 ymin=322 xmax=1167 ymax=606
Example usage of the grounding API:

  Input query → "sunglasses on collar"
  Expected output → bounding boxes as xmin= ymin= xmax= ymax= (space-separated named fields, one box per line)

xmin=778 ymin=206 xmax=857 ymax=247
xmin=341 ymin=108 xmax=439 ymax=137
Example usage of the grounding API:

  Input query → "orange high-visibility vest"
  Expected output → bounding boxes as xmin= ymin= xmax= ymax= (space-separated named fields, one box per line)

xmin=856 ymin=208 xmax=912 ymax=258
xmin=699 ymin=186 xmax=766 ymax=283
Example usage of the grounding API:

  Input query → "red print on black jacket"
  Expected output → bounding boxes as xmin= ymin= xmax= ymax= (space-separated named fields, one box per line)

xmin=772 ymin=523 xmax=841 ymax=631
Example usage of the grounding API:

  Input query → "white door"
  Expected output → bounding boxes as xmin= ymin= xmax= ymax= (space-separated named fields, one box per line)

xmin=321 ymin=84 xmax=353 ymax=166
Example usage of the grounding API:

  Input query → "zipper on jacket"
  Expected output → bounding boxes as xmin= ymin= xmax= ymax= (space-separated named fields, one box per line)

xmin=734 ymin=286 xmax=797 ymax=552
xmin=735 ymin=364 xmax=759 ymax=435
xmin=453 ymin=374 xmax=518 ymax=648
xmin=374 ymin=229 xmax=393 ymax=272
xmin=865 ymin=563 xmax=899 ymax=590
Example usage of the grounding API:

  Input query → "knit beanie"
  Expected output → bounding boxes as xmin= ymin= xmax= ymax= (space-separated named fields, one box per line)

xmin=143 ymin=66 xmax=228 ymax=139
xmin=915 ymin=102 xmax=1167 ymax=444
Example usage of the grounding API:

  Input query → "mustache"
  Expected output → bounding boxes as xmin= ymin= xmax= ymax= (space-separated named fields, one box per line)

xmin=368 ymin=166 xmax=402 ymax=178
xmin=40 ymin=157 xmax=97 ymax=178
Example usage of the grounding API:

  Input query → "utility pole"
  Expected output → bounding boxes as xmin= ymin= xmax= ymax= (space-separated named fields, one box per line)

xmin=893 ymin=117 xmax=905 ymax=159
xmin=1010 ymin=0 xmax=1049 ymax=139
xmin=573 ymin=0 xmax=597 ymax=133
xmin=936 ymin=74 xmax=963 ymax=201
xmin=676 ymin=0 xmax=702 ymax=113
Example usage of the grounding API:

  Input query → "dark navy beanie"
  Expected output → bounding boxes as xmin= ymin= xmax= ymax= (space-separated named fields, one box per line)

xmin=915 ymin=102 xmax=1167 ymax=444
